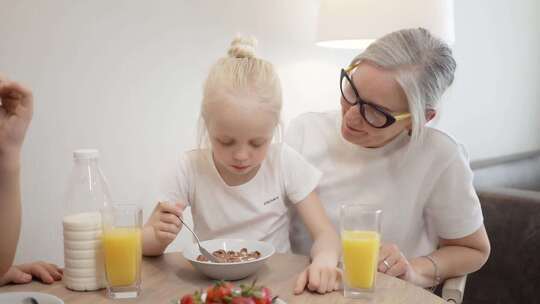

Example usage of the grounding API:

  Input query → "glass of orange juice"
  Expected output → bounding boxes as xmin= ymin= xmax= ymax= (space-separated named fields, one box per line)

xmin=101 ymin=203 xmax=142 ymax=299
xmin=340 ymin=203 xmax=382 ymax=299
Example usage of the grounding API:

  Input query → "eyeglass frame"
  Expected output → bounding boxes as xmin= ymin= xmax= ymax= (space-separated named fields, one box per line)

xmin=340 ymin=62 xmax=411 ymax=129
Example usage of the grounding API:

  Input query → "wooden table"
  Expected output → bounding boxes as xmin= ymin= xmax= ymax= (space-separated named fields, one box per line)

xmin=0 ymin=253 xmax=446 ymax=303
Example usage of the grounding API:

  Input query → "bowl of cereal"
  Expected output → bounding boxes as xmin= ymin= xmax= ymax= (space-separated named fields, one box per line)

xmin=182 ymin=239 xmax=275 ymax=280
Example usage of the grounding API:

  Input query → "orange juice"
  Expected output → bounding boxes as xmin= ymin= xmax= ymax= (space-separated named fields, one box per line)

xmin=342 ymin=230 xmax=380 ymax=290
xmin=103 ymin=227 xmax=141 ymax=287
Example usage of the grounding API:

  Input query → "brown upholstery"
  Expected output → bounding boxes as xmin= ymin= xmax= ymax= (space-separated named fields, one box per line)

xmin=463 ymin=151 xmax=540 ymax=304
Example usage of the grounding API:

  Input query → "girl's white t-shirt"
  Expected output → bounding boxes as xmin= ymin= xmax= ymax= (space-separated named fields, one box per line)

xmin=159 ymin=143 xmax=322 ymax=253
xmin=285 ymin=111 xmax=484 ymax=258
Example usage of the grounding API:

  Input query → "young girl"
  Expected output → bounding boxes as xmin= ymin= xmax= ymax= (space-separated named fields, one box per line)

xmin=142 ymin=37 xmax=341 ymax=294
xmin=0 ymin=75 xmax=62 ymax=286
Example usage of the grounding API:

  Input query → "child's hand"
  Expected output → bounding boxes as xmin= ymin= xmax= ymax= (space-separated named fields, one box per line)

xmin=294 ymin=254 xmax=341 ymax=294
xmin=0 ymin=75 xmax=33 ymax=157
xmin=145 ymin=201 xmax=185 ymax=246
xmin=0 ymin=262 xmax=62 ymax=286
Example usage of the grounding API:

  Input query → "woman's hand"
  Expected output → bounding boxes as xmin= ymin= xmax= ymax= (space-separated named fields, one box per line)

xmin=378 ymin=243 xmax=436 ymax=287
xmin=0 ymin=75 xmax=33 ymax=160
xmin=378 ymin=243 xmax=417 ymax=281
xmin=0 ymin=262 xmax=62 ymax=286
xmin=294 ymin=253 xmax=341 ymax=294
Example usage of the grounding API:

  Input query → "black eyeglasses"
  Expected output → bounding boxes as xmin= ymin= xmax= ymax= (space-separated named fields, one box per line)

xmin=340 ymin=63 xmax=411 ymax=129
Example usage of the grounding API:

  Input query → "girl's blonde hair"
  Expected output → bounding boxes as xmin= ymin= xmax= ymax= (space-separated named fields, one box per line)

xmin=198 ymin=36 xmax=283 ymax=148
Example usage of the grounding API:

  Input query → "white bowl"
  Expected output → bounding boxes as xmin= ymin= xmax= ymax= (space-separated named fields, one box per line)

xmin=183 ymin=239 xmax=275 ymax=280
xmin=0 ymin=292 xmax=64 ymax=304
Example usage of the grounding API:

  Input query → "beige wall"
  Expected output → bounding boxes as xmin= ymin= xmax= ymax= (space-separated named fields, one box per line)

xmin=436 ymin=0 xmax=540 ymax=160
xmin=0 ymin=0 xmax=538 ymax=264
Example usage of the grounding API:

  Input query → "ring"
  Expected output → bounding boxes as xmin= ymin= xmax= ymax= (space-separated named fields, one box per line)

xmin=383 ymin=259 xmax=391 ymax=270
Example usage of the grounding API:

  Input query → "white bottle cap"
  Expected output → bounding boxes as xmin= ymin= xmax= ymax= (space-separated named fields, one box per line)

xmin=73 ymin=149 xmax=99 ymax=160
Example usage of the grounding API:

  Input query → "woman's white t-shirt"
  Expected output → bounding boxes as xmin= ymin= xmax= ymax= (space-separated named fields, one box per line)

xmin=159 ymin=143 xmax=322 ymax=253
xmin=285 ymin=111 xmax=484 ymax=258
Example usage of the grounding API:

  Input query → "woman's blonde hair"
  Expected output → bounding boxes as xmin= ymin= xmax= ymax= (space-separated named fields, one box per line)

xmin=351 ymin=28 xmax=456 ymax=143
xmin=198 ymin=36 xmax=283 ymax=148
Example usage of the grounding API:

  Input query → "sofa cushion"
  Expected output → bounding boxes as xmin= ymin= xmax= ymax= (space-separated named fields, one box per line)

xmin=464 ymin=188 xmax=540 ymax=304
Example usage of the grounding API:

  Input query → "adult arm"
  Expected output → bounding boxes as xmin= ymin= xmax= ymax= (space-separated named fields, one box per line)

xmin=380 ymin=226 xmax=490 ymax=287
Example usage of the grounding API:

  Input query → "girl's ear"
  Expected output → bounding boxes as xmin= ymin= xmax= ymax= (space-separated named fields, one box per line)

xmin=425 ymin=109 xmax=437 ymax=122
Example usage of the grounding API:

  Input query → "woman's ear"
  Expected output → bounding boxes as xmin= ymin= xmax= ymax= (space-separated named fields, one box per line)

xmin=425 ymin=109 xmax=437 ymax=122
xmin=407 ymin=110 xmax=437 ymax=136
xmin=406 ymin=119 xmax=413 ymax=135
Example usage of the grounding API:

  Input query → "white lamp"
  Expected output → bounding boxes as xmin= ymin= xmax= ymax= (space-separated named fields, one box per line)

xmin=316 ymin=0 xmax=455 ymax=49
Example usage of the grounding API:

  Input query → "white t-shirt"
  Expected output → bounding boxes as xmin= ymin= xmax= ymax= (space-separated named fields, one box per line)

xmin=159 ymin=143 xmax=322 ymax=253
xmin=285 ymin=111 xmax=484 ymax=258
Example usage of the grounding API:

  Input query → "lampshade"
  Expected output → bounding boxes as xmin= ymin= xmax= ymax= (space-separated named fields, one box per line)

xmin=316 ymin=0 xmax=455 ymax=49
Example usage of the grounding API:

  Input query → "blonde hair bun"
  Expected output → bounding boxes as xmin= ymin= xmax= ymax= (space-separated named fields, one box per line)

xmin=228 ymin=36 xmax=258 ymax=59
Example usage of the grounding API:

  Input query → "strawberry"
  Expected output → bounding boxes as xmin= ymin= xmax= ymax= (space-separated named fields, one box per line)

xmin=175 ymin=281 xmax=273 ymax=304
xmin=180 ymin=294 xmax=195 ymax=304
xmin=230 ymin=297 xmax=256 ymax=304
xmin=206 ymin=281 xmax=234 ymax=303
xmin=239 ymin=281 xmax=272 ymax=304
xmin=253 ymin=287 xmax=272 ymax=304
xmin=179 ymin=290 xmax=203 ymax=304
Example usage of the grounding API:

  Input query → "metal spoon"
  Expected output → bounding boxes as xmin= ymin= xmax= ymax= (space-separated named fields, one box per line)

xmin=177 ymin=216 xmax=223 ymax=263
xmin=22 ymin=297 xmax=39 ymax=304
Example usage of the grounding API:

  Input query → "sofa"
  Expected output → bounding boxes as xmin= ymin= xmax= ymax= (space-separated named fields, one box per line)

xmin=461 ymin=150 xmax=540 ymax=304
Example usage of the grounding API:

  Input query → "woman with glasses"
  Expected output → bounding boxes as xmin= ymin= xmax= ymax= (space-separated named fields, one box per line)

xmin=285 ymin=28 xmax=490 ymax=289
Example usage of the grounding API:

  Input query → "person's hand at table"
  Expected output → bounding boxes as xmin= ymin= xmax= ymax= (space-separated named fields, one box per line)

xmin=294 ymin=252 xmax=342 ymax=294
xmin=292 ymin=192 xmax=342 ymax=295
xmin=0 ymin=262 xmax=62 ymax=286
xmin=142 ymin=201 xmax=185 ymax=256
xmin=378 ymin=243 xmax=433 ymax=287
xmin=147 ymin=201 xmax=184 ymax=243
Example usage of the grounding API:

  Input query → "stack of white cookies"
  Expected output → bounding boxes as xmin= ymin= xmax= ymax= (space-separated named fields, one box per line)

xmin=62 ymin=212 xmax=106 ymax=291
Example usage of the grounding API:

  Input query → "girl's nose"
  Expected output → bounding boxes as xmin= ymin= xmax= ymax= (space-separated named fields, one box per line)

xmin=233 ymin=147 xmax=249 ymax=161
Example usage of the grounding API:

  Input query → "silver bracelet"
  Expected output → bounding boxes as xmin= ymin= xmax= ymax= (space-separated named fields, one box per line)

xmin=423 ymin=255 xmax=441 ymax=292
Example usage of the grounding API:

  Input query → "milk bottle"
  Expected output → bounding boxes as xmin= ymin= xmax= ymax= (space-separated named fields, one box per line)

xmin=62 ymin=149 xmax=111 ymax=291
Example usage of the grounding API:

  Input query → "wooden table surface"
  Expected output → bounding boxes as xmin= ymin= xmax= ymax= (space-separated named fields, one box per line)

xmin=0 ymin=253 xmax=446 ymax=303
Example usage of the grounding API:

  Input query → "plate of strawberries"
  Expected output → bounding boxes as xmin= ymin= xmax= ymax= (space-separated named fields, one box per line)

xmin=173 ymin=281 xmax=286 ymax=304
